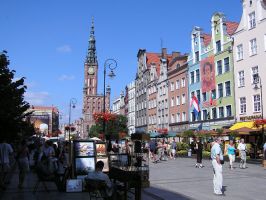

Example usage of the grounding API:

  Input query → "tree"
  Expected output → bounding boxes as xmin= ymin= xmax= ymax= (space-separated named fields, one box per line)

xmin=92 ymin=112 xmax=128 ymax=139
xmin=0 ymin=52 xmax=31 ymax=140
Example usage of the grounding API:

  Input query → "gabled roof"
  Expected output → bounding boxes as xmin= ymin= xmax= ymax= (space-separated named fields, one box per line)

xmin=201 ymin=33 xmax=212 ymax=46
xmin=146 ymin=52 xmax=173 ymax=76
xmin=225 ymin=21 xmax=239 ymax=36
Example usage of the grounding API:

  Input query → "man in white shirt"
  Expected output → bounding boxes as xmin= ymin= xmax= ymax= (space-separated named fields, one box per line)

xmin=0 ymin=139 xmax=13 ymax=190
xmin=237 ymin=138 xmax=247 ymax=169
xmin=211 ymin=137 xmax=223 ymax=195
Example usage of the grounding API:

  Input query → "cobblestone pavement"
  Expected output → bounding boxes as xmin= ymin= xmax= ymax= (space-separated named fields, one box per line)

xmin=147 ymin=157 xmax=266 ymax=200
xmin=0 ymin=158 xmax=265 ymax=200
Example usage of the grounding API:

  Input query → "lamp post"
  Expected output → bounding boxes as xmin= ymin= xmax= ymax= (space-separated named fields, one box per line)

xmin=68 ymin=98 xmax=77 ymax=142
xmin=254 ymin=75 xmax=264 ymax=159
xmin=103 ymin=59 xmax=117 ymax=145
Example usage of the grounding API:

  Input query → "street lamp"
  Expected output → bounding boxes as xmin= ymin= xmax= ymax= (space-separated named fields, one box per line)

xmin=103 ymin=59 xmax=117 ymax=145
xmin=254 ymin=75 xmax=264 ymax=158
xmin=68 ymin=98 xmax=77 ymax=142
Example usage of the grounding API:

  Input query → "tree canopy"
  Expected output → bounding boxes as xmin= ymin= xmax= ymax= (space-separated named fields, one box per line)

xmin=0 ymin=52 xmax=33 ymax=140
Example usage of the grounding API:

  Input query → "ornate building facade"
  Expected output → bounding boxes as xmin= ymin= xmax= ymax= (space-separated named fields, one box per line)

xmin=82 ymin=18 xmax=110 ymax=138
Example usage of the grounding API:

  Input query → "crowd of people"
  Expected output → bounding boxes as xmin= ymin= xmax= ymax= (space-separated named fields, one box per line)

xmin=0 ymin=137 xmax=70 ymax=191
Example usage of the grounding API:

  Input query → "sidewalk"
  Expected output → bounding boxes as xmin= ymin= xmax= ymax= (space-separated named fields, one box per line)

xmin=0 ymin=165 xmax=156 ymax=200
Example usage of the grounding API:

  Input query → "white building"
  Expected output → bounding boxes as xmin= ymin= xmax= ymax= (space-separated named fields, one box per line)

xmin=112 ymin=91 xmax=125 ymax=115
xmin=233 ymin=0 xmax=266 ymax=122
xmin=126 ymin=81 xmax=136 ymax=135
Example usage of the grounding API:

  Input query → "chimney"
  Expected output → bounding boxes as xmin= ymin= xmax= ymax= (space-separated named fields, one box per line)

xmin=162 ymin=48 xmax=167 ymax=59
xmin=172 ymin=51 xmax=180 ymax=58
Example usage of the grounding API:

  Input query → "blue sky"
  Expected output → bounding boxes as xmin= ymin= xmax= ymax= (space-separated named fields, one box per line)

xmin=0 ymin=0 xmax=242 ymax=124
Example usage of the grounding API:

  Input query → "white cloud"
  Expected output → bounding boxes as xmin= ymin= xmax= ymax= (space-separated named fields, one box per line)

xmin=58 ymin=74 xmax=75 ymax=81
xmin=24 ymin=91 xmax=49 ymax=105
xmin=56 ymin=45 xmax=72 ymax=53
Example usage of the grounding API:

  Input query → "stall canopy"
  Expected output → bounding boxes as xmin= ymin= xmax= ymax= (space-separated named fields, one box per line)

xmin=149 ymin=131 xmax=159 ymax=138
xmin=167 ymin=131 xmax=177 ymax=138
xmin=229 ymin=121 xmax=261 ymax=133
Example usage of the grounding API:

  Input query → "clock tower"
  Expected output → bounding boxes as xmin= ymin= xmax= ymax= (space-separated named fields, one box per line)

xmin=82 ymin=17 xmax=111 ymax=138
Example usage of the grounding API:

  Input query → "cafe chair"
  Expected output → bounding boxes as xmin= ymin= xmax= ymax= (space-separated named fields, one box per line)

xmin=85 ymin=178 xmax=108 ymax=200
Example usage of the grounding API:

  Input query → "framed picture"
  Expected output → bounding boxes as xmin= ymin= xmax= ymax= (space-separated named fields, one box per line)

xmin=74 ymin=141 xmax=95 ymax=157
xmin=96 ymin=157 xmax=109 ymax=172
xmin=96 ymin=143 xmax=107 ymax=156
xmin=66 ymin=179 xmax=83 ymax=192
xmin=75 ymin=157 xmax=95 ymax=175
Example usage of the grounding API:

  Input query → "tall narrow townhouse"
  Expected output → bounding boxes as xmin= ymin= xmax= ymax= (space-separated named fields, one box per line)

xmin=188 ymin=27 xmax=210 ymax=130
xmin=168 ymin=53 xmax=188 ymax=134
xmin=156 ymin=48 xmax=173 ymax=131
xmin=147 ymin=62 xmax=159 ymax=133
xmin=125 ymin=81 xmax=136 ymax=135
xmin=135 ymin=49 xmax=150 ymax=133
xmin=208 ymin=13 xmax=238 ymax=129
xmin=232 ymin=0 xmax=266 ymax=130
xmin=189 ymin=13 xmax=238 ymax=130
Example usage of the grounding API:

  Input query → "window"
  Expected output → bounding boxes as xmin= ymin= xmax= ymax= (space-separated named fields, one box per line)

xmin=176 ymin=80 xmax=180 ymax=89
xmin=253 ymin=94 xmax=261 ymax=112
xmin=181 ymin=78 xmax=185 ymax=87
xmin=238 ymin=71 xmax=245 ymax=87
xmin=196 ymin=69 xmax=200 ymax=82
xmin=195 ymin=51 xmax=199 ymax=62
xmin=202 ymin=92 xmax=207 ymax=102
xmin=171 ymin=114 xmax=175 ymax=123
xmin=250 ymin=38 xmax=257 ymax=56
xmin=203 ymin=110 xmax=208 ymax=120
xmin=196 ymin=90 xmax=201 ymax=102
xmin=171 ymin=97 xmax=174 ymax=107
xmin=216 ymin=40 xmax=221 ymax=52
xmin=240 ymin=97 xmax=246 ymax=114
xmin=170 ymin=82 xmax=174 ymax=91
xmin=236 ymin=44 xmax=243 ymax=60
xmin=197 ymin=111 xmax=201 ymax=121
xmin=176 ymin=113 xmax=180 ymax=122
xmin=176 ymin=96 xmax=180 ymax=105
xmin=224 ymin=57 xmax=229 ymax=72
xmin=218 ymin=83 xmax=223 ymax=98
xmin=219 ymin=107 xmax=224 ymax=118
xmin=190 ymin=71 xmax=195 ymax=84
xmin=252 ymin=66 xmax=259 ymax=84
xmin=225 ymin=81 xmax=231 ymax=96
xmin=226 ymin=105 xmax=232 ymax=117
xmin=216 ymin=60 xmax=222 ymax=75
xmin=249 ymin=12 xmax=256 ymax=29
xmin=182 ymin=94 xmax=186 ymax=104
xmin=212 ymin=108 xmax=217 ymax=119
xmin=182 ymin=112 xmax=186 ymax=122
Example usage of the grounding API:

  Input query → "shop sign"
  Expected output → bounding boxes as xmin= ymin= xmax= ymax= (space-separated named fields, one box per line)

xmin=240 ymin=115 xmax=262 ymax=121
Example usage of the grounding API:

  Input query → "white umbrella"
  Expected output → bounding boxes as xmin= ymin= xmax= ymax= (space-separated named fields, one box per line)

xmin=90 ymin=137 xmax=102 ymax=141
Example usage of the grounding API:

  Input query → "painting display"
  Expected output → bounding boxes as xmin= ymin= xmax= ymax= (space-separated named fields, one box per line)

xmin=75 ymin=157 xmax=95 ymax=175
xmin=96 ymin=143 xmax=107 ymax=156
xmin=96 ymin=157 xmax=109 ymax=172
xmin=74 ymin=141 xmax=94 ymax=157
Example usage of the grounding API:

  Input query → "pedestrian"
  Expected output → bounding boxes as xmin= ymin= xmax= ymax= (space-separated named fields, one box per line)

xmin=227 ymin=140 xmax=236 ymax=170
xmin=0 ymin=138 xmax=13 ymax=190
xmin=211 ymin=137 xmax=224 ymax=195
xmin=17 ymin=140 xmax=30 ymax=189
xmin=263 ymin=142 xmax=266 ymax=160
xmin=170 ymin=139 xmax=177 ymax=160
xmin=149 ymin=140 xmax=157 ymax=163
xmin=195 ymin=138 xmax=203 ymax=168
xmin=237 ymin=138 xmax=247 ymax=169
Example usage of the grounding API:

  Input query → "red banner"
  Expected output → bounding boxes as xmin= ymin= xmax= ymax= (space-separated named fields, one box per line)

xmin=200 ymin=56 xmax=215 ymax=93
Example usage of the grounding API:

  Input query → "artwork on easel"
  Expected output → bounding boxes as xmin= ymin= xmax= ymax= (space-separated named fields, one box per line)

xmin=75 ymin=157 xmax=95 ymax=175
xmin=96 ymin=157 xmax=109 ymax=172
xmin=96 ymin=143 xmax=107 ymax=156
xmin=74 ymin=141 xmax=95 ymax=157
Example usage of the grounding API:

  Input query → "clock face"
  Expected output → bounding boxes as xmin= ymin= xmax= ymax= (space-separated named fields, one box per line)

xmin=88 ymin=67 xmax=94 ymax=75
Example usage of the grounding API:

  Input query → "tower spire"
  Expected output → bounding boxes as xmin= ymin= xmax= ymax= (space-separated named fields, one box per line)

xmin=87 ymin=16 xmax=97 ymax=64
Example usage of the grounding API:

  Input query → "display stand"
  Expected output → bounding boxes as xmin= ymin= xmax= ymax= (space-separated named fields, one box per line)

xmin=109 ymin=133 xmax=150 ymax=200
xmin=95 ymin=141 xmax=109 ymax=172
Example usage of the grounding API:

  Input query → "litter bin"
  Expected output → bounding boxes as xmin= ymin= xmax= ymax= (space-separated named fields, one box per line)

xmin=188 ymin=149 xmax=192 ymax=157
